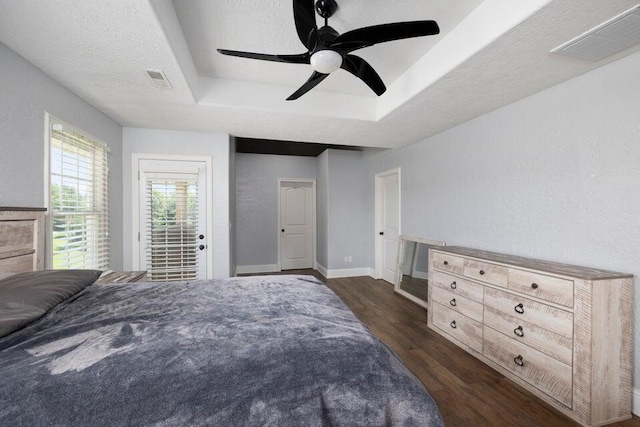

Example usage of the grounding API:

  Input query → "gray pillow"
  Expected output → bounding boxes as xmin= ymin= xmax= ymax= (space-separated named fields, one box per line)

xmin=0 ymin=269 xmax=102 ymax=338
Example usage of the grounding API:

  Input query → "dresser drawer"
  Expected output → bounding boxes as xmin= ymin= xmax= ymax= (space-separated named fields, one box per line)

xmin=508 ymin=268 xmax=574 ymax=307
xmin=432 ymin=302 xmax=483 ymax=353
xmin=464 ymin=259 xmax=508 ymax=287
xmin=484 ymin=305 xmax=573 ymax=366
xmin=431 ymin=270 xmax=483 ymax=303
xmin=484 ymin=326 xmax=572 ymax=407
xmin=432 ymin=286 xmax=483 ymax=322
xmin=0 ymin=253 xmax=34 ymax=278
xmin=431 ymin=251 xmax=464 ymax=275
xmin=484 ymin=287 xmax=573 ymax=338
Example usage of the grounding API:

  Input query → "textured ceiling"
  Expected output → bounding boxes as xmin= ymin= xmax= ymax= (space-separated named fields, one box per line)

xmin=1 ymin=0 xmax=639 ymax=149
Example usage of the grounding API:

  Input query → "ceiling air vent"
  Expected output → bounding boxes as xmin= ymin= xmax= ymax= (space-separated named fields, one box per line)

xmin=551 ymin=5 xmax=640 ymax=61
xmin=146 ymin=69 xmax=172 ymax=89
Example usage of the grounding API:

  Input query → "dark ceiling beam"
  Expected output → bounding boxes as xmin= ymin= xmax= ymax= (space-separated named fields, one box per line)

xmin=235 ymin=137 xmax=362 ymax=157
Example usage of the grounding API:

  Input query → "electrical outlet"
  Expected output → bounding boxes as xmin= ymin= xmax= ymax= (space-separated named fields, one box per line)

xmin=347 ymin=256 xmax=352 ymax=263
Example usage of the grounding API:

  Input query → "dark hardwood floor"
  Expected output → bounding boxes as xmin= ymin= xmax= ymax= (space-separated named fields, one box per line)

xmin=244 ymin=270 xmax=640 ymax=426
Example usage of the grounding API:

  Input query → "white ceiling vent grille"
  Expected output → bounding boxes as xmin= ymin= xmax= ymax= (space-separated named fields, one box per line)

xmin=551 ymin=5 xmax=640 ymax=61
xmin=146 ymin=69 xmax=172 ymax=88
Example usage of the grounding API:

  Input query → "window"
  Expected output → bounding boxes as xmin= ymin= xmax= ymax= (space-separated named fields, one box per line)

xmin=48 ymin=118 xmax=109 ymax=270
xmin=145 ymin=174 xmax=200 ymax=281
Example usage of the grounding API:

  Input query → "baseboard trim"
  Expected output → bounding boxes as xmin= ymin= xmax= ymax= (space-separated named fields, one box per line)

xmin=236 ymin=264 xmax=279 ymax=275
xmin=315 ymin=263 xmax=328 ymax=278
xmin=315 ymin=264 xmax=373 ymax=279
xmin=633 ymin=387 xmax=640 ymax=416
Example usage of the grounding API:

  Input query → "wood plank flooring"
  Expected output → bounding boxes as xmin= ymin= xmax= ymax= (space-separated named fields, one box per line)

xmin=245 ymin=270 xmax=640 ymax=426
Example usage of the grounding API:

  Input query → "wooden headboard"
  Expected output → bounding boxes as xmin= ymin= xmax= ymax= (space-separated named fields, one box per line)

xmin=0 ymin=207 xmax=46 ymax=279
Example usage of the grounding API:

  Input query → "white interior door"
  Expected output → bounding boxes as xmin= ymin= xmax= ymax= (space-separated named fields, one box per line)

xmin=279 ymin=181 xmax=314 ymax=270
xmin=138 ymin=159 xmax=208 ymax=281
xmin=377 ymin=170 xmax=400 ymax=283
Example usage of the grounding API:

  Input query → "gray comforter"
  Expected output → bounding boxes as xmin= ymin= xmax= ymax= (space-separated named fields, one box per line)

xmin=0 ymin=275 xmax=443 ymax=426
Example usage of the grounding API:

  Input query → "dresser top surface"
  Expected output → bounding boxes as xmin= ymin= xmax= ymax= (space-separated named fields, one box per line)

xmin=432 ymin=246 xmax=633 ymax=281
xmin=0 ymin=207 xmax=47 ymax=212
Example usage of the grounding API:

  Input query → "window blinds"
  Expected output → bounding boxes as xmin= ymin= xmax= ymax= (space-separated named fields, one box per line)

xmin=145 ymin=175 xmax=199 ymax=282
xmin=50 ymin=122 xmax=109 ymax=270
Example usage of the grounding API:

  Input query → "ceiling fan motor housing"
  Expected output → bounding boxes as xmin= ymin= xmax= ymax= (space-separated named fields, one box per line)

xmin=311 ymin=26 xmax=341 ymax=74
xmin=317 ymin=26 xmax=340 ymax=47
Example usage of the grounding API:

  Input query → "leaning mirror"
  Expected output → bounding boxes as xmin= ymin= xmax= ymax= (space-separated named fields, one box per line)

xmin=394 ymin=236 xmax=446 ymax=307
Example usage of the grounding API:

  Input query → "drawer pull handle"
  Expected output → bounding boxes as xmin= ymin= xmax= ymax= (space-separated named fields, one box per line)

xmin=514 ymin=303 xmax=525 ymax=314
xmin=443 ymin=261 xmax=449 ymax=266
xmin=450 ymin=321 xmax=457 ymax=329
xmin=531 ymin=283 xmax=539 ymax=289
xmin=450 ymin=281 xmax=457 ymax=289
xmin=479 ymin=270 xmax=485 ymax=275
xmin=514 ymin=326 xmax=524 ymax=337
xmin=514 ymin=355 xmax=524 ymax=367
xmin=450 ymin=298 xmax=457 ymax=307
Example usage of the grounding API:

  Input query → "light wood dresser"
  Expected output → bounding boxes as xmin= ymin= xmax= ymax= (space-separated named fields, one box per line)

xmin=427 ymin=246 xmax=633 ymax=426
xmin=0 ymin=207 xmax=46 ymax=279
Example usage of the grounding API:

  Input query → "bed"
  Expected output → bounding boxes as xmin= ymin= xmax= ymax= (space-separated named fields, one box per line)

xmin=0 ymin=208 xmax=443 ymax=426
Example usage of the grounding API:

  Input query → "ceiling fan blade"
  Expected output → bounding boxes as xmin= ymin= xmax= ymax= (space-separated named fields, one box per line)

xmin=341 ymin=54 xmax=386 ymax=96
xmin=308 ymin=27 xmax=319 ymax=52
xmin=331 ymin=20 xmax=440 ymax=51
xmin=286 ymin=72 xmax=329 ymax=100
xmin=293 ymin=0 xmax=318 ymax=50
xmin=217 ymin=49 xmax=310 ymax=64
xmin=329 ymin=40 xmax=374 ymax=53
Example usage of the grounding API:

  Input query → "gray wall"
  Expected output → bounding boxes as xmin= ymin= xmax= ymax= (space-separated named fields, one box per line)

xmin=316 ymin=151 xmax=329 ymax=268
xmin=122 ymin=128 xmax=231 ymax=278
xmin=229 ymin=137 xmax=237 ymax=275
xmin=0 ymin=42 xmax=124 ymax=269
xmin=324 ymin=150 xmax=369 ymax=270
xmin=367 ymin=49 xmax=640 ymax=390
xmin=235 ymin=153 xmax=317 ymax=268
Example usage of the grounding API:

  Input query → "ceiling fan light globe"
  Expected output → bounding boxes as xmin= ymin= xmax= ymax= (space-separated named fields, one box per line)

xmin=310 ymin=50 xmax=343 ymax=74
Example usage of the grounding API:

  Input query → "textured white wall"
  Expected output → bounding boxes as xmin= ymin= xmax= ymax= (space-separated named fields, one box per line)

xmin=235 ymin=153 xmax=317 ymax=268
xmin=122 ymin=128 xmax=231 ymax=278
xmin=368 ymin=49 xmax=640 ymax=390
xmin=0 ymin=42 xmax=124 ymax=269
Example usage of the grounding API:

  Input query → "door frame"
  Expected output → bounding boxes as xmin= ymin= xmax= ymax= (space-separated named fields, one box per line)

xmin=277 ymin=178 xmax=316 ymax=271
xmin=374 ymin=167 xmax=401 ymax=280
xmin=131 ymin=153 xmax=214 ymax=278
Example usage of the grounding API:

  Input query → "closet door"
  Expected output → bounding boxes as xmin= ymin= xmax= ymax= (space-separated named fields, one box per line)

xmin=279 ymin=181 xmax=314 ymax=270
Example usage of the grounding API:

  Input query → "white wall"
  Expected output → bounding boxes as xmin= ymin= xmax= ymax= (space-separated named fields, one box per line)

xmin=235 ymin=153 xmax=317 ymax=270
xmin=122 ymin=128 xmax=231 ymax=278
xmin=0 ymin=42 xmax=124 ymax=269
xmin=367 ymin=49 xmax=640 ymax=398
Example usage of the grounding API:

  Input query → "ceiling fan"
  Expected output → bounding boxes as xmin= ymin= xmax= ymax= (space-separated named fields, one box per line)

xmin=217 ymin=0 xmax=440 ymax=100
